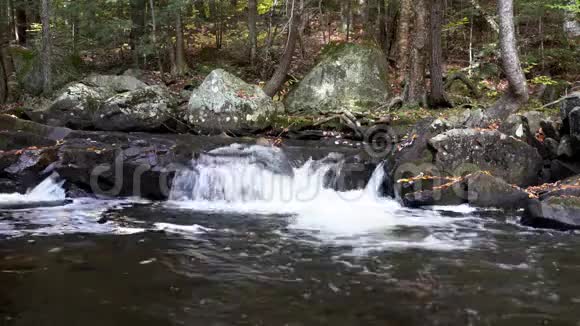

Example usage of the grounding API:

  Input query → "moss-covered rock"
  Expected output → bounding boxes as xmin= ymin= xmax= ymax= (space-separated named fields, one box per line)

xmin=186 ymin=69 xmax=282 ymax=135
xmin=285 ymin=43 xmax=389 ymax=114
xmin=94 ymin=85 xmax=176 ymax=132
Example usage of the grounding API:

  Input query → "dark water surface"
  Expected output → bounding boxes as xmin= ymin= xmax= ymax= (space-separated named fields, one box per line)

xmin=1 ymin=202 xmax=580 ymax=326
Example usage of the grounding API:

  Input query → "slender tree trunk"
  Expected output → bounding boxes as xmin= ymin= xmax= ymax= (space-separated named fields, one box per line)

xmin=397 ymin=0 xmax=412 ymax=74
xmin=0 ymin=2 xmax=8 ymax=103
xmin=488 ymin=0 xmax=529 ymax=119
xmin=405 ymin=0 xmax=427 ymax=106
xmin=15 ymin=6 xmax=26 ymax=45
xmin=263 ymin=1 xmax=300 ymax=97
xmin=41 ymin=0 xmax=52 ymax=94
xmin=248 ymin=0 xmax=258 ymax=66
xmin=195 ymin=0 xmax=206 ymax=20
xmin=172 ymin=8 xmax=189 ymax=77
xmin=428 ymin=0 xmax=451 ymax=108
xmin=149 ymin=0 xmax=163 ymax=73
xmin=469 ymin=0 xmax=499 ymax=33
xmin=130 ymin=0 xmax=146 ymax=67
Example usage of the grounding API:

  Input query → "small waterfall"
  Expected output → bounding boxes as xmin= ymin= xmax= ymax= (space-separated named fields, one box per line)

xmin=169 ymin=144 xmax=388 ymax=206
xmin=0 ymin=174 xmax=67 ymax=209
xmin=169 ymin=144 xmax=346 ymax=203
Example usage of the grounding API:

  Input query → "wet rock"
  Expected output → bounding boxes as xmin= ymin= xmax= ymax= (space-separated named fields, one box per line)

xmin=285 ymin=43 xmax=389 ymax=114
xmin=400 ymin=172 xmax=529 ymax=209
xmin=204 ymin=144 xmax=294 ymax=177
xmin=94 ymin=85 xmax=176 ymax=132
xmin=186 ymin=69 xmax=281 ymax=135
xmin=466 ymin=172 xmax=530 ymax=209
xmin=428 ymin=129 xmax=543 ymax=187
xmin=525 ymin=196 xmax=580 ymax=229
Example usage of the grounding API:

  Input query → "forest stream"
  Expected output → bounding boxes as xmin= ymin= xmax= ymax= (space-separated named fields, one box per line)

xmin=1 ymin=141 xmax=579 ymax=326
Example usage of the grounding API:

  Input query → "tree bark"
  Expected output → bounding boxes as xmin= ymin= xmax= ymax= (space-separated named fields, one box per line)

xmin=172 ymin=8 xmax=189 ymax=77
xmin=405 ymin=0 xmax=427 ymax=106
xmin=248 ymin=0 xmax=258 ymax=66
xmin=0 ymin=2 xmax=8 ymax=103
xmin=149 ymin=0 xmax=163 ymax=73
xmin=129 ymin=0 xmax=146 ymax=66
xmin=40 ymin=0 xmax=52 ymax=94
xmin=397 ymin=0 xmax=412 ymax=74
xmin=263 ymin=1 xmax=300 ymax=97
xmin=488 ymin=0 xmax=529 ymax=119
xmin=428 ymin=0 xmax=451 ymax=108
xmin=15 ymin=6 xmax=26 ymax=45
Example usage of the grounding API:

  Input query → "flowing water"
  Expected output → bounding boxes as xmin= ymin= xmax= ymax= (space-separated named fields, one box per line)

xmin=1 ymin=146 xmax=580 ymax=325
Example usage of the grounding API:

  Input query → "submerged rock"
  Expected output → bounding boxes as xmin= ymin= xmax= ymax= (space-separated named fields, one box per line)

xmin=285 ymin=43 xmax=389 ymax=113
xmin=204 ymin=144 xmax=294 ymax=177
xmin=428 ymin=129 xmax=543 ymax=187
xmin=186 ymin=69 xmax=281 ymax=135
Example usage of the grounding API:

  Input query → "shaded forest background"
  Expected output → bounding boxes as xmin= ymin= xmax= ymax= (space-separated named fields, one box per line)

xmin=0 ymin=0 xmax=578 ymax=112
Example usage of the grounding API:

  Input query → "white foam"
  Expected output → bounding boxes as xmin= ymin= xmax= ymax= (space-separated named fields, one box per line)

xmin=167 ymin=149 xmax=478 ymax=252
xmin=154 ymin=222 xmax=212 ymax=235
xmin=0 ymin=174 xmax=65 ymax=205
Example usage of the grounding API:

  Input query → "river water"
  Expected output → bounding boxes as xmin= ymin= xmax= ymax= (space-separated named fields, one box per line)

xmin=1 ymin=146 xmax=579 ymax=325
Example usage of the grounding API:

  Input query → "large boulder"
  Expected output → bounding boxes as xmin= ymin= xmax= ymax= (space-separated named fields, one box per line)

xmin=428 ymin=129 xmax=543 ymax=187
xmin=25 ymin=74 xmax=174 ymax=131
xmin=82 ymin=74 xmax=147 ymax=93
xmin=186 ymin=69 xmax=281 ymax=135
xmin=285 ymin=43 xmax=389 ymax=113
xmin=28 ymin=83 xmax=114 ymax=129
xmin=93 ymin=85 xmax=176 ymax=132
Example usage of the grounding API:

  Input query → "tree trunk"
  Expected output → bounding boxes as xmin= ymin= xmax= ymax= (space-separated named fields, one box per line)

xmin=149 ymin=0 xmax=163 ymax=73
xmin=405 ymin=0 xmax=427 ymax=106
xmin=129 ymin=0 xmax=146 ymax=67
xmin=263 ymin=1 xmax=300 ymax=97
xmin=397 ymin=0 xmax=412 ymax=74
xmin=15 ymin=6 xmax=26 ymax=45
xmin=248 ymin=0 xmax=258 ymax=66
xmin=40 ymin=0 xmax=52 ymax=94
xmin=488 ymin=0 xmax=529 ymax=119
xmin=195 ymin=0 xmax=206 ymax=20
xmin=428 ymin=0 xmax=451 ymax=108
xmin=0 ymin=2 xmax=8 ymax=104
xmin=172 ymin=9 xmax=189 ymax=77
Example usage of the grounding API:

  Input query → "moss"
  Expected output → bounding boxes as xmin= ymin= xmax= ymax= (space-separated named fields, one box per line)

xmin=546 ymin=196 xmax=580 ymax=208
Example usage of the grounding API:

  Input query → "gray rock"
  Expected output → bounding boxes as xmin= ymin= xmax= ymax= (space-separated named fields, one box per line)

xmin=557 ymin=135 xmax=574 ymax=158
xmin=28 ymin=83 xmax=113 ymax=129
xmin=186 ymin=69 xmax=281 ymax=135
xmin=94 ymin=85 xmax=176 ymax=132
xmin=204 ymin=144 xmax=294 ymax=177
xmin=83 ymin=74 xmax=147 ymax=93
xmin=466 ymin=171 xmax=529 ymax=209
xmin=561 ymin=92 xmax=580 ymax=120
xmin=285 ymin=44 xmax=389 ymax=113
xmin=526 ymin=196 xmax=580 ymax=229
xmin=428 ymin=129 xmax=543 ymax=187
xmin=569 ymin=107 xmax=580 ymax=137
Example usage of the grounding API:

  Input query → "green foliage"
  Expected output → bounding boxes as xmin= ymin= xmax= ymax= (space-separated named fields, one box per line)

xmin=530 ymin=75 xmax=559 ymax=86
xmin=443 ymin=17 xmax=469 ymax=32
